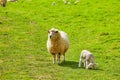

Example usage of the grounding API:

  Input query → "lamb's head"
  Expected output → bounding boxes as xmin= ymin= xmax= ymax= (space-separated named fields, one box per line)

xmin=87 ymin=63 xmax=96 ymax=69
xmin=48 ymin=28 xmax=60 ymax=40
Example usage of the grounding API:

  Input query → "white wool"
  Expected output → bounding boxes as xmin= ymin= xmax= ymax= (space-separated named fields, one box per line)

xmin=78 ymin=50 xmax=96 ymax=69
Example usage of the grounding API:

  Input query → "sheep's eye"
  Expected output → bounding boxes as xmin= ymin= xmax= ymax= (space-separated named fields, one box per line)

xmin=55 ymin=31 xmax=58 ymax=33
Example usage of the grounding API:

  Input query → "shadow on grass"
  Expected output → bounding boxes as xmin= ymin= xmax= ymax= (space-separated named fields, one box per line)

xmin=59 ymin=61 xmax=104 ymax=71
xmin=59 ymin=61 xmax=79 ymax=69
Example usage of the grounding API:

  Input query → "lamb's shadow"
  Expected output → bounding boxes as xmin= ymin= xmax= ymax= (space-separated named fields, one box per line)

xmin=59 ymin=61 xmax=79 ymax=69
xmin=59 ymin=61 xmax=104 ymax=71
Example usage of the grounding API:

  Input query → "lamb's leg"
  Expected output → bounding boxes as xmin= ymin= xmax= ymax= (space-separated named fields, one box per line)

xmin=78 ymin=53 xmax=83 ymax=67
xmin=84 ymin=61 xmax=86 ymax=68
xmin=63 ymin=0 xmax=68 ymax=4
xmin=86 ymin=60 xmax=89 ymax=69
xmin=52 ymin=54 xmax=56 ymax=64
xmin=78 ymin=58 xmax=82 ymax=67
xmin=74 ymin=0 xmax=80 ymax=4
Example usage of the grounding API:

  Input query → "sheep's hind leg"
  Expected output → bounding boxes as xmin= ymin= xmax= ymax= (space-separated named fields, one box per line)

xmin=63 ymin=53 xmax=65 ymax=62
xmin=63 ymin=0 xmax=68 ymax=4
xmin=86 ymin=60 xmax=89 ymax=69
xmin=74 ymin=0 xmax=80 ymax=4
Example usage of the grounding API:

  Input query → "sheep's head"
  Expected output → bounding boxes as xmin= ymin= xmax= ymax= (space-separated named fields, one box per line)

xmin=87 ymin=63 xmax=96 ymax=69
xmin=48 ymin=28 xmax=60 ymax=40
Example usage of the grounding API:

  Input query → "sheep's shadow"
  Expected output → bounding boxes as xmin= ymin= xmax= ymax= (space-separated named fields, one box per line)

xmin=59 ymin=61 xmax=79 ymax=69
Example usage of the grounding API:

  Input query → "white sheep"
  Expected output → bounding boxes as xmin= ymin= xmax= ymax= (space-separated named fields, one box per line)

xmin=47 ymin=28 xmax=69 ymax=64
xmin=78 ymin=50 xmax=96 ymax=69
xmin=63 ymin=0 xmax=80 ymax=4
xmin=0 ymin=0 xmax=7 ymax=7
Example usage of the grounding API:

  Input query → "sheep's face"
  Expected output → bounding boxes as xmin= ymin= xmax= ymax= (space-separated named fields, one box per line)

xmin=48 ymin=28 xmax=59 ymax=40
xmin=87 ymin=63 xmax=96 ymax=69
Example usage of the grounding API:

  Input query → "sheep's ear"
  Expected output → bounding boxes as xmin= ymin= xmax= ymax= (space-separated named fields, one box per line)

xmin=48 ymin=30 xmax=50 ymax=33
xmin=55 ymin=31 xmax=58 ymax=33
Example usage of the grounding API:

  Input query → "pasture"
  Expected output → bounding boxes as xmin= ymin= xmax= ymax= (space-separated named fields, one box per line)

xmin=0 ymin=0 xmax=120 ymax=80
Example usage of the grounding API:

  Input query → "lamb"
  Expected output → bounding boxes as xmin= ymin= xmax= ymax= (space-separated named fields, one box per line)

xmin=78 ymin=50 xmax=96 ymax=69
xmin=47 ymin=28 xmax=69 ymax=64
xmin=0 ymin=0 xmax=7 ymax=7
xmin=7 ymin=0 xmax=17 ymax=2
xmin=63 ymin=0 xmax=80 ymax=4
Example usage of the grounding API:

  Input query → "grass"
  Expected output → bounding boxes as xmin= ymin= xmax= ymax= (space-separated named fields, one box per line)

xmin=0 ymin=0 xmax=120 ymax=80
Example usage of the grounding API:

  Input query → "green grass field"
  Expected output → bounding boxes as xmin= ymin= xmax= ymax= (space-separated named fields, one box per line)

xmin=0 ymin=0 xmax=120 ymax=80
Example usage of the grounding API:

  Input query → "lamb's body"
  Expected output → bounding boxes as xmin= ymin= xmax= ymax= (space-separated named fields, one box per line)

xmin=0 ymin=0 xmax=6 ymax=7
xmin=47 ymin=28 xmax=69 ymax=64
xmin=78 ymin=50 xmax=96 ymax=69
xmin=7 ymin=0 xmax=17 ymax=2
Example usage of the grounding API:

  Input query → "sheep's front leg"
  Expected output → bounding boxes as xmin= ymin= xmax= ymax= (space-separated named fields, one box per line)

xmin=52 ymin=54 xmax=56 ymax=64
xmin=78 ymin=58 xmax=82 ymax=67
xmin=57 ymin=53 xmax=61 ymax=64
xmin=78 ymin=55 xmax=83 ymax=67
xmin=63 ymin=0 xmax=68 ymax=4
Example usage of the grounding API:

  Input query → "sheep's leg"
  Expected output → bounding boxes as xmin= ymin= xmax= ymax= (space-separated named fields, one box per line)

xmin=74 ymin=0 xmax=80 ymax=4
xmin=52 ymin=54 xmax=56 ymax=64
xmin=63 ymin=53 xmax=65 ymax=62
xmin=78 ymin=54 xmax=83 ymax=67
xmin=84 ymin=61 xmax=86 ymax=68
xmin=86 ymin=60 xmax=89 ymax=69
xmin=78 ymin=58 xmax=82 ymax=67
xmin=63 ymin=0 xmax=68 ymax=4
xmin=57 ymin=53 xmax=61 ymax=64
xmin=0 ymin=2 xmax=6 ymax=7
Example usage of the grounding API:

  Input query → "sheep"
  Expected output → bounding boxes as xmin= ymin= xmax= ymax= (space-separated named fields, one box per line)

xmin=63 ymin=0 xmax=80 ymax=4
xmin=47 ymin=28 xmax=69 ymax=64
xmin=78 ymin=50 xmax=96 ymax=69
xmin=0 ymin=0 xmax=7 ymax=7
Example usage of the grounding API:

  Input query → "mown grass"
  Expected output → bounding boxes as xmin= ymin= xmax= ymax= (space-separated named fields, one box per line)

xmin=0 ymin=0 xmax=120 ymax=80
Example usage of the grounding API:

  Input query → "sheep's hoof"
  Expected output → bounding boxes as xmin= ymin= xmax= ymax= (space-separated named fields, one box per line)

xmin=86 ymin=67 xmax=89 ymax=70
xmin=53 ymin=62 xmax=55 ymax=64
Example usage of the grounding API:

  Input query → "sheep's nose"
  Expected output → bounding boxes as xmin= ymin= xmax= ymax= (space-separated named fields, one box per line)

xmin=50 ymin=35 xmax=52 ymax=39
